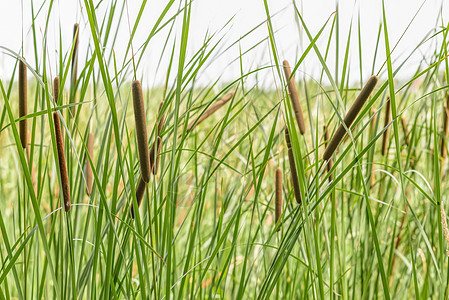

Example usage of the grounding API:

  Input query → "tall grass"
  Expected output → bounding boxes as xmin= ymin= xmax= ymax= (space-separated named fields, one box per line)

xmin=0 ymin=0 xmax=449 ymax=299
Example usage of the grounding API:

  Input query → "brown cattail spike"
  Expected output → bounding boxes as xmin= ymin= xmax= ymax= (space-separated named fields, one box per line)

xmin=285 ymin=128 xmax=301 ymax=204
xmin=132 ymin=80 xmax=151 ymax=183
xmin=186 ymin=91 xmax=234 ymax=132
xmin=275 ymin=167 xmax=283 ymax=230
xmin=130 ymin=177 xmax=147 ymax=219
xmin=442 ymin=95 xmax=449 ymax=159
xmin=71 ymin=24 xmax=79 ymax=91
xmin=85 ymin=133 xmax=94 ymax=196
xmin=283 ymin=60 xmax=306 ymax=135
xmin=53 ymin=76 xmax=60 ymax=105
xmin=323 ymin=75 xmax=378 ymax=161
xmin=53 ymin=112 xmax=71 ymax=212
xmin=19 ymin=58 xmax=27 ymax=149
xmin=323 ymin=125 xmax=333 ymax=181
xmin=381 ymin=97 xmax=391 ymax=156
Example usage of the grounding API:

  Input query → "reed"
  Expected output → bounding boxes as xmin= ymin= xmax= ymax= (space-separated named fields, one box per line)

xmin=275 ymin=167 xmax=283 ymax=230
xmin=19 ymin=58 xmax=27 ymax=149
xmin=323 ymin=75 xmax=378 ymax=161
xmin=400 ymin=116 xmax=415 ymax=169
xmin=401 ymin=116 xmax=410 ymax=146
xmin=285 ymin=128 xmax=301 ymax=204
xmin=282 ymin=60 xmax=306 ymax=135
xmin=370 ymin=109 xmax=378 ymax=188
xmin=154 ymin=101 xmax=165 ymax=174
xmin=186 ymin=91 xmax=234 ymax=132
xmin=152 ymin=136 xmax=162 ymax=175
xmin=381 ymin=97 xmax=391 ymax=156
xmin=323 ymin=125 xmax=333 ymax=181
xmin=53 ymin=112 xmax=71 ymax=212
xmin=53 ymin=76 xmax=60 ymax=105
xmin=157 ymin=100 xmax=166 ymax=136
xmin=441 ymin=95 xmax=449 ymax=159
xmin=149 ymin=136 xmax=161 ymax=172
xmin=130 ymin=177 xmax=146 ymax=219
xmin=71 ymin=24 xmax=79 ymax=97
xmin=85 ymin=133 xmax=94 ymax=196
xmin=132 ymin=80 xmax=151 ymax=183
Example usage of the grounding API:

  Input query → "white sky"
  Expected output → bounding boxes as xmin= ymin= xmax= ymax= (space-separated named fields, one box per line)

xmin=0 ymin=0 xmax=446 ymax=88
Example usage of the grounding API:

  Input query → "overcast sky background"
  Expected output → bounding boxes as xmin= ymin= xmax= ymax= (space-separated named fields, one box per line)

xmin=0 ymin=0 xmax=446 ymax=89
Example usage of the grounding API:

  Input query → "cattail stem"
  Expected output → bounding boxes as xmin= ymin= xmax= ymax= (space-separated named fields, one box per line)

xmin=132 ymin=80 xmax=151 ymax=182
xmin=285 ymin=128 xmax=301 ymax=204
xmin=323 ymin=125 xmax=333 ymax=182
xmin=153 ymin=136 xmax=162 ymax=175
xmin=157 ymin=100 xmax=166 ymax=136
xmin=19 ymin=59 xmax=27 ymax=149
xmin=149 ymin=136 xmax=161 ymax=173
xmin=130 ymin=177 xmax=147 ymax=219
xmin=381 ymin=97 xmax=391 ymax=156
xmin=275 ymin=167 xmax=283 ymax=230
xmin=53 ymin=112 xmax=71 ymax=212
xmin=323 ymin=75 xmax=378 ymax=161
xmin=85 ymin=133 xmax=94 ymax=196
xmin=186 ymin=91 xmax=234 ymax=132
xmin=283 ymin=60 xmax=306 ymax=135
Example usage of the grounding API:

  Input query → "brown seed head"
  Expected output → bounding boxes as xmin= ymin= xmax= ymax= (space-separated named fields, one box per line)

xmin=53 ymin=112 xmax=71 ymax=212
xmin=283 ymin=60 xmax=306 ymax=135
xmin=323 ymin=75 xmax=378 ymax=161
xmin=132 ymin=80 xmax=151 ymax=182
xmin=381 ymin=97 xmax=391 ymax=156
xmin=19 ymin=58 xmax=27 ymax=149
xmin=186 ymin=91 xmax=234 ymax=132
xmin=53 ymin=76 xmax=60 ymax=105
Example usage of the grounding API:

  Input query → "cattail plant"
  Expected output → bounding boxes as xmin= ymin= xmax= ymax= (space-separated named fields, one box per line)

xmin=441 ymin=95 xmax=449 ymax=160
xmin=285 ymin=128 xmax=301 ymax=204
xmin=275 ymin=167 xmax=283 ymax=230
xmin=186 ymin=91 xmax=234 ymax=132
xmin=85 ymin=133 xmax=94 ymax=196
xmin=323 ymin=125 xmax=333 ymax=181
xmin=132 ymin=80 xmax=151 ymax=183
xmin=70 ymin=23 xmax=79 ymax=109
xmin=323 ymin=75 xmax=378 ymax=161
xmin=152 ymin=136 xmax=162 ymax=175
xmin=130 ymin=177 xmax=146 ymax=219
xmin=283 ymin=60 xmax=306 ymax=135
xmin=381 ymin=97 xmax=391 ymax=156
xmin=53 ymin=112 xmax=71 ymax=212
xmin=53 ymin=76 xmax=60 ymax=105
xmin=19 ymin=58 xmax=27 ymax=149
